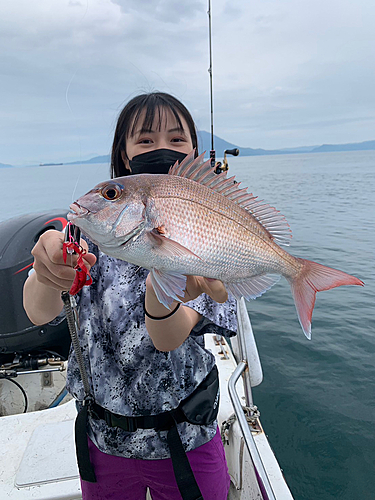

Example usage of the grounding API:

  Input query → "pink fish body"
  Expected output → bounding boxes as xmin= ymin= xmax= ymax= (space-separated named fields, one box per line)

xmin=68 ymin=151 xmax=363 ymax=339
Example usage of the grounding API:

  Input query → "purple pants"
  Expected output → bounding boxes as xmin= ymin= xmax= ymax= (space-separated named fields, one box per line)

xmin=80 ymin=427 xmax=230 ymax=499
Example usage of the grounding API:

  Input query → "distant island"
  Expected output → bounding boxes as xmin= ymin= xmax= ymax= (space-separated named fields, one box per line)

xmin=196 ymin=133 xmax=375 ymax=157
xmin=39 ymin=162 xmax=63 ymax=166
xmin=2 ymin=134 xmax=375 ymax=167
xmin=309 ymin=140 xmax=375 ymax=153
xmin=65 ymin=135 xmax=375 ymax=166
xmin=67 ymin=155 xmax=110 ymax=165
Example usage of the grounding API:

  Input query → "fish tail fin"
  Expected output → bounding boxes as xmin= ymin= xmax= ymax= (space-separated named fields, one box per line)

xmin=289 ymin=258 xmax=364 ymax=340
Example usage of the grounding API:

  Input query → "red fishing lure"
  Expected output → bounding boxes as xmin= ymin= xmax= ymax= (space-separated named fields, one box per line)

xmin=63 ymin=225 xmax=92 ymax=295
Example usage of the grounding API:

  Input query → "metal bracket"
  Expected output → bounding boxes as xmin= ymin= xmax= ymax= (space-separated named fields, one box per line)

xmin=42 ymin=371 xmax=52 ymax=387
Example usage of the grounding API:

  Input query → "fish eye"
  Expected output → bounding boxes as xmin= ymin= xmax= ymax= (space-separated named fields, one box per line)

xmin=101 ymin=183 xmax=123 ymax=200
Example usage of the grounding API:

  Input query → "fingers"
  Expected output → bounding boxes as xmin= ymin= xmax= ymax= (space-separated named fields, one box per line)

xmin=32 ymin=231 xmax=74 ymax=291
xmin=82 ymin=251 xmax=97 ymax=268
xmin=77 ymin=237 xmax=97 ymax=268
xmin=183 ymin=276 xmax=228 ymax=303
xmin=33 ymin=258 xmax=77 ymax=291
xmin=31 ymin=230 xmax=96 ymax=292
xmin=197 ymin=277 xmax=228 ymax=303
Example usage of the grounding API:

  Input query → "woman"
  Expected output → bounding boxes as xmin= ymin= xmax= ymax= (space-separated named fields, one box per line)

xmin=23 ymin=92 xmax=237 ymax=499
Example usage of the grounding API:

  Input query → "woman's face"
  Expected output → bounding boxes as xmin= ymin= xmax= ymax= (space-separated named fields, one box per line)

xmin=122 ymin=108 xmax=194 ymax=171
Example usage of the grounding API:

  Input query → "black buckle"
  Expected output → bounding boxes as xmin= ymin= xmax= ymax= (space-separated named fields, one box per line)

xmin=104 ymin=411 xmax=138 ymax=432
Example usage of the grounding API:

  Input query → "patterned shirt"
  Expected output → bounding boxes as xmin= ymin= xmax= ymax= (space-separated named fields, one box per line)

xmin=65 ymin=241 xmax=237 ymax=459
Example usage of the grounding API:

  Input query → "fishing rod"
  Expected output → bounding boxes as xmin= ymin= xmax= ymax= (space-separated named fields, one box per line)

xmin=208 ymin=0 xmax=215 ymax=169
xmin=207 ymin=0 xmax=239 ymax=173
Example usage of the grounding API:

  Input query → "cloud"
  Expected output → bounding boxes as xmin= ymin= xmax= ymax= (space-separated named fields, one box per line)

xmin=111 ymin=0 xmax=203 ymax=22
xmin=1 ymin=0 xmax=375 ymax=164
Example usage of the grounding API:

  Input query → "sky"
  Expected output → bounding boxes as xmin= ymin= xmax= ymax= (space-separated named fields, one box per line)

xmin=1 ymin=0 xmax=375 ymax=165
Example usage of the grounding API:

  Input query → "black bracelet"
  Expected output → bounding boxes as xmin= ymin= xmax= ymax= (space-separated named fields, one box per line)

xmin=144 ymin=302 xmax=181 ymax=320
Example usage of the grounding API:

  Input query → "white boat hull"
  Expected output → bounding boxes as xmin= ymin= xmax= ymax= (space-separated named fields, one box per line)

xmin=205 ymin=334 xmax=293 ymax=500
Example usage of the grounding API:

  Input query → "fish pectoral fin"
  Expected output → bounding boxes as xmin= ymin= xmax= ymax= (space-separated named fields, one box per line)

xmin=147 ymin=229 xmax=202 ymax=260
xmin=149 ymin=269 xmax=187 ymax=308
xmin=226 ymin=274 xmax=280 ymax=301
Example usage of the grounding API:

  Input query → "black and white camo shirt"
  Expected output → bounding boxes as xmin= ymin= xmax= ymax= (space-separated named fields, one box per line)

xmin=65 ymin=241 xmax=237 ymax=460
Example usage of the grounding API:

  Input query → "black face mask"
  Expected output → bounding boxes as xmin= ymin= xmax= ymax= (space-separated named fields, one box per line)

xmin=128 ymin=149 xmax=188 ymax=175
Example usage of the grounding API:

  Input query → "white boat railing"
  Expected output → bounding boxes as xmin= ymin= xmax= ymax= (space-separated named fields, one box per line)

xmin=234 ymin=297 xmax=263 ymax=400
xmin=228 ymin=297 xmax=276 ymax=500
xmin=228 ymin=361 xmax=276 ymax=500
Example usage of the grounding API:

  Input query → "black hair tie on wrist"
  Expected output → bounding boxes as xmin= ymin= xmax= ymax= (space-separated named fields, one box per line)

xmin=144 ymin=302 xmax=181 ymax=320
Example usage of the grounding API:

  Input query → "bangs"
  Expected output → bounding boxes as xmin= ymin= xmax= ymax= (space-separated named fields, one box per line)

xmin=128 ymin=103 xmax=185 ymax=137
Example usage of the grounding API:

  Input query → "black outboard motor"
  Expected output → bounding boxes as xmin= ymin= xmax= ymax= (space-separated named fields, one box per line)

xmin=0 ymin=211 xmax=71 ymax=360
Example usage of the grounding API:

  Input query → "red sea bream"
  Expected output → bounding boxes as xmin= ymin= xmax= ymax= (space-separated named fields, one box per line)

xmin=68 ymin=151 xmax=363 ymax=339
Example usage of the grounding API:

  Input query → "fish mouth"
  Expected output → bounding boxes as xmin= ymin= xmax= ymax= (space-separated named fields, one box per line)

xmin=67 ymin=202 xmax=89 ymax=220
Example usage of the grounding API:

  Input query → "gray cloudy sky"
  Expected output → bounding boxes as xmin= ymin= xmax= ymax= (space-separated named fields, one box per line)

xmin=1 ymin=0 xmax=375 ymax=165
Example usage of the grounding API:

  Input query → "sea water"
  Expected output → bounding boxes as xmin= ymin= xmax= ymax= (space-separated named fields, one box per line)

xmin=0 ymin=150 xmax=374 ymax=500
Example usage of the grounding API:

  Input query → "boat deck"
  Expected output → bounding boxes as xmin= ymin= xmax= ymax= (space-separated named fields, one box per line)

xmin=0 ymin=333 xmax=293 ymax=499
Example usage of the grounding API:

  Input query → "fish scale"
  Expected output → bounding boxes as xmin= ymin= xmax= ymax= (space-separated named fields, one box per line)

xmin=68 ymin=151 xmax=363 ymax=339
xmin=153 ymin=176 xmax=280 ymax=265
xmin=152 ymin=195 xmax=276 ymax=278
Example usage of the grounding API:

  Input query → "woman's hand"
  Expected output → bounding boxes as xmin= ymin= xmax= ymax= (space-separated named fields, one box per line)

xmin=31 ymin=230 xmax=96 ymax=291
xmin=23 ymin=229 xmax=96 ymax=325
xmin=144 ymin=274 xmax=228 ymax=352
xmin=182 ymin=276 xmax=228 ymax=304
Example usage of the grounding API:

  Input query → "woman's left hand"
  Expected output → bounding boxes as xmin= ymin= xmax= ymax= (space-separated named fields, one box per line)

xmin=144 ymin=274 xmax=228 ymax=351
xmin=182 ymin=276 xmax=228 ymax=304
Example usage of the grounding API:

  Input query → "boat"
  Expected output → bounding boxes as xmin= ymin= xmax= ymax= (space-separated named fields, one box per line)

xmin=0 ymin=209 xmax=294 ymax=499
xmin=39 ymin=163 xmax=64 ymax=166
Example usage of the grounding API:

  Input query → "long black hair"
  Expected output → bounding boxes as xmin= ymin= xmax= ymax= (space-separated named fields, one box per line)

xmin=110 ymin=92 xmax=198 ymax=178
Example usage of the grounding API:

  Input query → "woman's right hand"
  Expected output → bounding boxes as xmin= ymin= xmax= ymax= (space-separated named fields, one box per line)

xmin=24 ymin=229 xmax=97 ymax=325
xmin=31 ymin=229 xmax=97 ymax=292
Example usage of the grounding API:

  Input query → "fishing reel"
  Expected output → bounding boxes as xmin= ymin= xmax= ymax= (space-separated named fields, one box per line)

xmin=214 ymin=148 xmax=240 ymax=174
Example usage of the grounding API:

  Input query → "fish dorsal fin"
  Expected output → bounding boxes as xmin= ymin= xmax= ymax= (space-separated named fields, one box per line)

xmin=169 ymin=150 xmax=292 ymax=246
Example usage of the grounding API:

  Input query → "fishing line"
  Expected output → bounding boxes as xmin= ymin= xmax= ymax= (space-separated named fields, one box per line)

xmin=149 ymin=70 xmax=188 ymax=98
xmin=64 ymin=0 xmax=90 ymax=202
xmin=65 ymin=70 xmax=85 ymax=203
xmin=71 ymin=175 xmax=81 ymax=205
xmin=81 ymin=0 xmax=89 ymax=22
